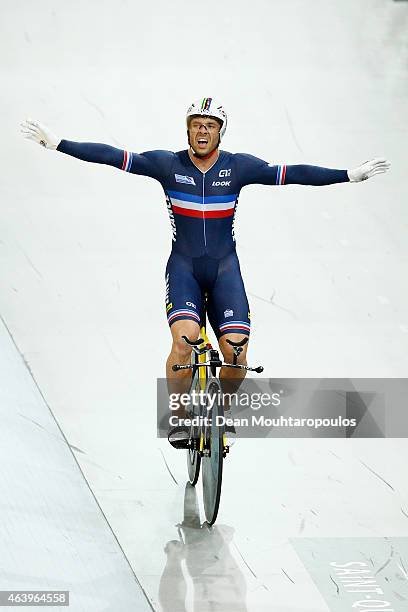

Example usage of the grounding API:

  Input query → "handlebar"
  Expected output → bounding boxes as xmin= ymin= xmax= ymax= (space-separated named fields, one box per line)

xmin=172 ymin=362 xmax=263 ymax=373
xmin=173 ymin=335 xmax=262 ymax=373
xmin=172 ymin=364 xmax=193 ymax=371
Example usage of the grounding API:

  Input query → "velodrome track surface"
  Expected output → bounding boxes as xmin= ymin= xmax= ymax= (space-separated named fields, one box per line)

xmin=1 ymin=1 xmax=408 ymax=610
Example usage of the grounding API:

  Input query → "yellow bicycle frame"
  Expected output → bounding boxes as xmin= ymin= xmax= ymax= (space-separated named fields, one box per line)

xmin=198 ymin=326 xmax=208 ymax=452
xmin=198 ymin=326 xmax=227 ymax=451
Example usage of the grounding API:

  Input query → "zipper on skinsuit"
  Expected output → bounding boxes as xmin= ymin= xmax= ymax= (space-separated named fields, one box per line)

xmin=202 ymin=172 xmax=207 ymax=249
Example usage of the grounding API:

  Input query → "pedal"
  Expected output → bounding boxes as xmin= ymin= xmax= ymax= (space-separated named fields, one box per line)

xmin=168 ymin=437 xmax=192 ymax=450
xmin=168 ymin=426 xmax=191 ymax=450
xmin=169 ymin=439 xmax=190 ymax=449
xmin=168 ymin=425 xmax=201 ymax=450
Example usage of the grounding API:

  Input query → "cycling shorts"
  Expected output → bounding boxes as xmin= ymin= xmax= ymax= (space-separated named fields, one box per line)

xmin=165 ymin=250 xmax=251 ymax=338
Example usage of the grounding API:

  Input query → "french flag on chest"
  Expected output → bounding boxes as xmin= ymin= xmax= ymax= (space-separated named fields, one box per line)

xmin=167 ymin=190 xmax=238 ymax=219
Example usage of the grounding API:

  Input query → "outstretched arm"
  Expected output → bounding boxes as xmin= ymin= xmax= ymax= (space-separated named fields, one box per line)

xmin=284 ymin=164 xmax=349 ymax=186
xmin=57 ymin=139 xmax=125 ymax=169
xmin=20 ymin=118 xmax=130 ymax=169
xmin=285 ymin=158 xmax=390 ymax=185
xmin=236 ymin=153 xmax=390 ymax=188
xmin=20 ymin=119 xmax=175 ymax=179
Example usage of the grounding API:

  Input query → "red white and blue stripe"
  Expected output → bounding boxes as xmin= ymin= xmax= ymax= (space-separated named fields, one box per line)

xmin=167 ymin=190 xmax=237 ymax=219
xmin=122 ymin=150 xmax=133 ymax=173
xmin=275 ymin=164 xmax=286 ymax=185
xmin=167 ymin=308 xmax=201 ymax=325
xmin=219 ymin=320 xmax=251 ymax=334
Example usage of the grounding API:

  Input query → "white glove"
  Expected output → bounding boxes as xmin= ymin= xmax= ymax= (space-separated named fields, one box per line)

xmin=347 ymin=157 xmax=390 ymax=182
xmin=20 ymin=118 xmax=61 ymax=150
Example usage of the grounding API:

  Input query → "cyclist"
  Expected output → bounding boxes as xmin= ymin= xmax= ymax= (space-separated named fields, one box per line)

xmin=21 ymin=98 xmax=390 ymax=444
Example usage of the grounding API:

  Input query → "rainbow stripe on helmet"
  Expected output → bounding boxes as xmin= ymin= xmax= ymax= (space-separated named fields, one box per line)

xmin=201 ymin=97 xmax=212 ymax=112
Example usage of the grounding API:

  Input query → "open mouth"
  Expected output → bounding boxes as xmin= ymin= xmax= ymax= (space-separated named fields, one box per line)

xmin=197 ymin=138 xmax=208 ymax=147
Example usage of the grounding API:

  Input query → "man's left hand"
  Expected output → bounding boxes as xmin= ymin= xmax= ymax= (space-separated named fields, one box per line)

xmin=348 ymin=157 xmax=391 ymax=182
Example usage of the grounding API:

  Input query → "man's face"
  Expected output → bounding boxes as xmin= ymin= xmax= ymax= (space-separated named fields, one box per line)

xmin=188 ymin=116 xmax=221 ymax=156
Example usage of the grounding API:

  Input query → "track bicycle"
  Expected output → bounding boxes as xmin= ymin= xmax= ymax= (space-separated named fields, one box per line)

xmin=170 ymin=315 xmax=263 ymax=525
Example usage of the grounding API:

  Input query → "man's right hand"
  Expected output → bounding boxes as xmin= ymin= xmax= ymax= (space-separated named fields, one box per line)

xmin=20 ymin=119 xmax=61 ymax=150
xmin=347 ymin=157 xmax=390 ymax=182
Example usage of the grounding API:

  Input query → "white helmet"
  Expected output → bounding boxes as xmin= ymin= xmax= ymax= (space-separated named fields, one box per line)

xmin=186 ymin=97 xmax=227 ymax=140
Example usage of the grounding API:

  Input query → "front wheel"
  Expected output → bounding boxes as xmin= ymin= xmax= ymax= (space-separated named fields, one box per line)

xmin=202 ymin=380 xmax=224 ymax=525
xmin=186 ymin=373 xmax=202 ymax=486
xmin=187 ymin=441 xmax=201 ymax=486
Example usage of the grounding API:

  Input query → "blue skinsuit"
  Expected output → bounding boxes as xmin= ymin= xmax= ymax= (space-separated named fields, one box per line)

xmin=57 ymin=140 xmax=349 ymax=337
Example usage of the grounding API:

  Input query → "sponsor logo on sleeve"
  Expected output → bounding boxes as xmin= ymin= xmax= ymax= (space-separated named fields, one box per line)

xmin=224 ymin=309 xmax=234 ymax=318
